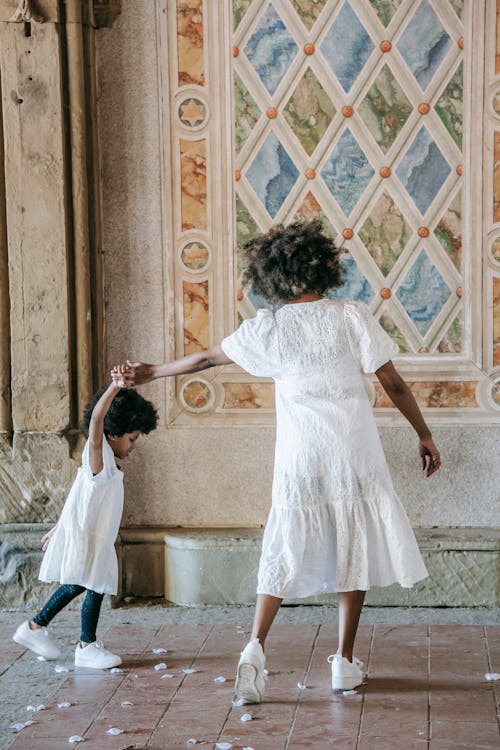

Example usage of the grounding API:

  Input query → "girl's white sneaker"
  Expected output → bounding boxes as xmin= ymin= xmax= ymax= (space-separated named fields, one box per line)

xmin=235 ymin=638 xmax=266 ymax=703
xmin=74 ymin=641 xmax=121 ymax=669
xmin=12 ymin=620 xmax=60 ymax=660
xmin=327 ymin=653 xmax=364 ymax=691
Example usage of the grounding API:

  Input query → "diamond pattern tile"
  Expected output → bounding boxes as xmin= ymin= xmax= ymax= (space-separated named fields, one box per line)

xmin=379 ymin=312 xmax=411 ymax=353
xmin=397 ymin=0 xmax=452 ymax=90
xmin=283 ymin=68 xmax=336 ymax=156
xmin=320 ymin=2 xmax=374 ymax=93
xmin=359 ymin=191 xmax=410 ymax=276
xmin=234 ymin=73 xmax=261 ymax=154
xmin=434 ymin=190 xmax=462 ymax=271
xmin=358 ymin=65 xmax=412 ymax=153
xmin=331 ymin=253 xmax=374 ymax=304
xmin=396 ymin=127 xmax=451 ymax=215
xmin=244 ymin=3 xmax=298 ymax=96
xmin=369 ymin=0 xmax=403 ymax=27
xmin=290 ymin=0 xmax=328 ymax=30
xmin=396 ymin=249 xmax=451 ymax=335
xmin=321 ymin=129 xmax=374 ymax=216
xmin=435 ymin=62 xmax=463 ymax=149
xmin=246 ymin=131 xmax=299 ymax=218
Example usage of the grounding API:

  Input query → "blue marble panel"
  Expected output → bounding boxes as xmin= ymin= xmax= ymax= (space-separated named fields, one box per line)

xmin=320 ymin=2 xmax=374 ymax=92
xmin=396 ymin=0 xmax=451 ymax=90
xmin=246 ymin=287 xmax=273 ymax=312
xmin=330 ymin=254 xmax=374 ymax=304
xmin=246 ymin=131 xmax=299 ymax=218
xmin=244 ymin=3 xmax=298 ymax=96
xmin=320 ymin=129 xmax=374 ymax=217
xmin=396 ymin=127 xmax=450 ymax=215
xmin=396 ymin=249 xmax=450 ymax=335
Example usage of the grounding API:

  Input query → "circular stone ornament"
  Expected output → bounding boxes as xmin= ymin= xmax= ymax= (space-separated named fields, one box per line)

xmin=181 ymin=241 xmax=210 ymax=272
xmin=181 ymin=379 xmax=215 ymax=413
xmin=178 ymin=97 xmax=207 ymax=129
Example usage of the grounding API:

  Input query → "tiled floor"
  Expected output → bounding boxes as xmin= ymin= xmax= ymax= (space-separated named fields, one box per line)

xmin=1 ymin=620 xmax=498 ymax=750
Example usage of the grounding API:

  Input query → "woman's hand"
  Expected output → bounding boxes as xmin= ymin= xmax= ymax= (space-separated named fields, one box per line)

xmin=419 ymin=437 xmax=441 ymax=477
xmin=41 ymin=525 xmax=57 ymax=552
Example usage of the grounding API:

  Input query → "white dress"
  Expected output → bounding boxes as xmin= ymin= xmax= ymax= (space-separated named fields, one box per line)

xmin=39 ymin=437 xmax=124 ymax=595
xmin=221 ymin=299 xmax=428 ymax=598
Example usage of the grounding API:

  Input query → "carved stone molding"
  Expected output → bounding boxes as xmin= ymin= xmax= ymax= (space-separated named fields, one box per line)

xmin=91 ymin=0 xmax=121 ymax=28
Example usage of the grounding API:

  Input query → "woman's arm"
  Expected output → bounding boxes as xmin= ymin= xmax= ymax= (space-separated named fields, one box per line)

xmin=87 ymin=379 xmax=123 ymax=474
xmin=375 ymin=361 xmax=441 ymax=477
xmin=119 ymin=345 xmax=233 ymax=387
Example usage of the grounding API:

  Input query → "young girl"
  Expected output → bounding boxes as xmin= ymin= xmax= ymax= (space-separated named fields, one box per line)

xmin=13 ymin=378 xmax=158 ymax=669
xmin=121 ymin=220 xmax=440 ymax=699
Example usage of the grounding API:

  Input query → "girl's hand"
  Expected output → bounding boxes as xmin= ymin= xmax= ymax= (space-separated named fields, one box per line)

xmin=111 ymin=364 xmax=131 ymax=388
xmin=124 ymin=361 xmax=157 ymax=386
xmin=41 ymin=526 xmax=57 ymax=552
xmin=419 ymin=438 xmax=441 ymax=477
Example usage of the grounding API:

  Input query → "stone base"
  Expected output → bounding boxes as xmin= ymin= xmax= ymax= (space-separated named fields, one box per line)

xmin=163 ymin=527 xmax=500 ymax=607
xmin=1 ymin=524 xmax=498 ymax=609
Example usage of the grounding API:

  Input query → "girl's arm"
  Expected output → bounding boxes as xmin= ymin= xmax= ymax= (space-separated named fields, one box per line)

xmin=88 ymin=379 xmax=123 ymax=474
xmin=375 ymin=361 xmax=441 ymax=477
xmin=120 ymin=345 xmax=233 ymax=387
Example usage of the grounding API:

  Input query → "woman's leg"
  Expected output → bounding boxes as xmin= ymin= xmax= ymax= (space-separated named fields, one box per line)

xmin=337 ymin=590 xmax=366 ymax=661
xmin=80 ymin=589 xmax=105 ymax=645
xmin=250 ymin=593 xmax=283 ymax=649
xmin=32 ymin=584 xmax=86 ymax=628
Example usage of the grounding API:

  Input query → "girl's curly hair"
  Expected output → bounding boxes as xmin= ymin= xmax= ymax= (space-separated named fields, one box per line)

xmin=242 ymin=219 xmax=344 ymax=304
xmin=81 ymin=387 xmax=159 ymax=437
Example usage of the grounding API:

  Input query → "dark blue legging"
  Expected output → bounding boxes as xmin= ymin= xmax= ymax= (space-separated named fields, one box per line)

xmin=33 ymin=584 xmax=104 ymax=643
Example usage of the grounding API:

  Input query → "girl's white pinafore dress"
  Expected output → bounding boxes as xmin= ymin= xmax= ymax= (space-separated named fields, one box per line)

xmin=221 ymin=299 xmax=428 ymax=598
xmin=38 ymin=437 xmax=124 ymax=595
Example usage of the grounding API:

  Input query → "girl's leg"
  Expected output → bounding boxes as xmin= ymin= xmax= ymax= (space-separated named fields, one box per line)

xmin=32 ymin=584 xmax=86 ymax=628
xmin=337 ymin=590 xmax=366 ymax=661
xmin=250 ymin=594 xmax=282 ymax=649
xmin=80 ymin=589 xmax=105 ymax=645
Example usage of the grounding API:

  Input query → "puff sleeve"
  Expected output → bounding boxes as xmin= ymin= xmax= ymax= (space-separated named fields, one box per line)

xmin=344 ymin=301 xmax=399 ymax=373
xmin=221 ymin=309 xmax=280 ymax=378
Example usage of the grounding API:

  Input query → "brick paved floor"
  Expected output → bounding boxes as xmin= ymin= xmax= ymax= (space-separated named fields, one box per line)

xmin=1 ymin=614 xmax=498 ymax=750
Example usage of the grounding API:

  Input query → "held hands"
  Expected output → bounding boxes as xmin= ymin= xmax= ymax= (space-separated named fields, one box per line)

xmin=110 ymin=361 xmax=157 ymax=388
xmin=419 ymin=437 xmax=441 ymax=477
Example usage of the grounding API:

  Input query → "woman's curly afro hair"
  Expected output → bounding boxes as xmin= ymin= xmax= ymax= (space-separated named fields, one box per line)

xmin=81 ymin=387 xmax=159 ymax=438
xmin=242 ymin=219 xmax=344 ymax=304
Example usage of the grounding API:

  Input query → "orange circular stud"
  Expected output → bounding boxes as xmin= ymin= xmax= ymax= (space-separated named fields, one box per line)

xmin=305 ymin=168 xmax=316 ymax=180
xmin=418 ymin=347 xmax=430 ymax=353
xmin=233 ymin=45 xmax=239 ymax=58
xmin=235 ymin=170 xmax=241 ymax=181
xmin=266 ymin=107 xmax=278 ymax=119
xmin=418 ymin=102 xmax=431 ymax=115
xmin=380 ymin=166 xmax=391 ymax=178
xmin=457 ymin=37 xmax=464 ymax=49
xmin=342 ymin=105 xmax=354 ymax=117
xmin=456 ymin=287 xmax=462 ymax=298
xmin=418 ymin=226 xmax=430 ymax=238
xmin=380 ymin=287 xmax=391 ymax=299
xmin=456 ymin=164 xmax=462 ymax=176
xmin=342 ymin=228 xmax=354 ymax=240
xmin=380 ymin=40 xmax=392 ymax=53
xmin=304 ymin=43 xmax=315 ymax=55
xmin=237 ymin=290 xmax=243 ymax=301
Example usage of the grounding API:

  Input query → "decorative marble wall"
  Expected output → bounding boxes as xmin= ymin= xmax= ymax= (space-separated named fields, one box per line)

xmin=164 ymin=0 xmax=500 ymax=424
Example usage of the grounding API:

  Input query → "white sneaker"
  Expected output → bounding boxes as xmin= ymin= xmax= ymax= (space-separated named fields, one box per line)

xmin=12 ymin=620 xmax=60 ymax=660
xmin=74 ymin=641 xmax=122 ymax=669
xmin=327 ymin=653 xmax=364 ymax=691
xmin=235 ymin=637 xmax=266 ymax=703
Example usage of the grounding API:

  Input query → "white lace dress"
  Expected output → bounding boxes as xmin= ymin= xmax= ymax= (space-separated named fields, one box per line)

xmin=221 ymin=299 xmax=428 ymax=598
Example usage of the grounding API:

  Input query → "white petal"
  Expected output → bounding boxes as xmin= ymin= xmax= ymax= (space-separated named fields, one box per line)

xmin=120 ymin=701 xmax=134 ymax=706
xmin=232 ymin=697 xmax=246 ymax=707
xmin=296 ymin=683 xmax=306 ymax=690
xmin=68 ymin=736 xmax=85 ymax=743
xmin=186 ymin=740 xmax=197 ymax=746
xmin=110 ymin=667 xmax=123 ymax=673
xmin=182 ymin=668 xmax=197 ymax=674
xmin=240 ymin=713 xmax=252 ymax=722
xmin=215 ymin=743 xmax=232 ymax=750
xmin=161 ymin=673 xmax=174 ymax=680
xmin=214 ymin=676 xmax=226 ymax=683
xmin=485 ymin=673 xmax=500 ymax=681
xmin=58 ymin=702 xmax=71 ymax=708
xmin=54 ymin=665 xmax=69 ymax=673
xmin=152 ymin=648 xmax=167 ymax=654
xmin=36 ymin=655 xmax=46 ymax=661
xmin=154 ymin=663 xmax=167 ymax=671
xmin=106 ymin=727 xmax=123 ymax=735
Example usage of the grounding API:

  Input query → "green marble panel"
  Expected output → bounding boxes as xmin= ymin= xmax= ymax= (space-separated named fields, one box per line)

xmin=359 ymin=191 xmax=410 ymax=276
xmin=435 ymin=62 xmax=463 ymax=149
xmin=369 ymin=0 xmax=403 ymax=28
xmin=236 ymin=194 xmax=260 ymax=275
xmin=234 ymin=73 xmax=261 ymax=154
xmin=438 ymin=316 xmax=462 ymax=353
xmin=233 ymin=0 xmax=252 ymax=31
xmin=358 ymin=65 xmax=412 ymax=153
xmin=434 ymin=190 xmax=461 ymax=271
xmin=449 ymin=0 xmax=463 ymax=19
xmin=290 ymin=0 xmax=328 ymax=29
xmin=283 ymin=68 xmax=336 ymax=156
xmin=379 ymin=312 xmax=410 ymax=353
